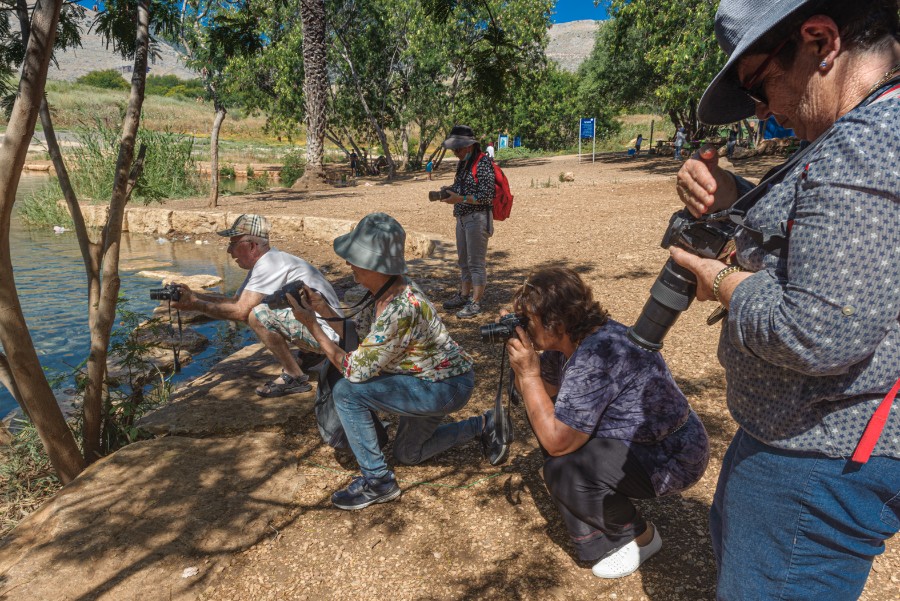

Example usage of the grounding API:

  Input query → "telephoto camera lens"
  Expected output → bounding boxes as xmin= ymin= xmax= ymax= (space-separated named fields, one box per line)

xmin=627 ymin=258 xmax=696 ymax=351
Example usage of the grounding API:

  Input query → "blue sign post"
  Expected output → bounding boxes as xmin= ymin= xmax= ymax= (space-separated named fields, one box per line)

xmin=579 ymin=117 xmax=597 ymax=163
xmin=498 ymin=134 xmax=509 ymax=149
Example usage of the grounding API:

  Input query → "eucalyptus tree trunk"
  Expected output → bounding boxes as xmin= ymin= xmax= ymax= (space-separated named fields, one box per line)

xmin=0 ymin=0 xmax=84 ymax=483
xmin=209 ymin=100 xmax=226 ymax=207
xmin=294 ymin=0 xmax=328 ymax=188
xmin=80 ymin=0 xmax=152 ymax=462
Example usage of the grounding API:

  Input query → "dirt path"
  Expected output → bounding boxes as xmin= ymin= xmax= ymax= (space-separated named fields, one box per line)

xmin=153 ymin=153 xmax=896 ymax=601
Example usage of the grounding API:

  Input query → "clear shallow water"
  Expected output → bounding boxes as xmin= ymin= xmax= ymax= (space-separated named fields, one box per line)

xmin=2 ymin=174 xmax=255 ymax=420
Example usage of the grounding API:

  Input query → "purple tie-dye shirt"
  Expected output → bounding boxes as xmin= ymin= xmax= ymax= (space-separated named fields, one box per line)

xmin=540 ymin=320 xmax=709 ymax=496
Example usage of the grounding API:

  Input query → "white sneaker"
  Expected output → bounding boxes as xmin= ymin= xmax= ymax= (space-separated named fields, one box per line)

xmin=591 ymin=525 xmax=662 ymax=579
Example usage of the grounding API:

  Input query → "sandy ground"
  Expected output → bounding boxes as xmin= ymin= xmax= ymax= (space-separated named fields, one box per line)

xmin=159 ymin=152 xmax=898 ymax=600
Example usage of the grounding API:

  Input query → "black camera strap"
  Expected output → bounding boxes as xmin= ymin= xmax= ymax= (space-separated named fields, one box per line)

xmin=164 ymin=300 xmax=183 ymax=374
xmin=724 ymin=75 xmax=900 ymax=253
xmin=493 ymin=346 xmax=513 ymax=444
xmin=308 ymin=275 xmax=400 ymax=323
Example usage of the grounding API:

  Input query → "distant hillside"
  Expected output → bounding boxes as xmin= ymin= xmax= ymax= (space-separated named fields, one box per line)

xmin=47 ymin=8 xmax=196 ymax=82
xmin=546 ymin=19 xmax=601 ymax=73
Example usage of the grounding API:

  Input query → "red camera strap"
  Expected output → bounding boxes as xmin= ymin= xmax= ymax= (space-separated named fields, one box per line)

xmin=851 ymin=375 xmax=900 ymax=464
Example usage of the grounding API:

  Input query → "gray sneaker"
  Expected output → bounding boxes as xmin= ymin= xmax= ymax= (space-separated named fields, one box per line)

xmin=456 ymin=300 xmax=481 ymax=318
xmin=443 ymin=293 xmax=470 ymax=310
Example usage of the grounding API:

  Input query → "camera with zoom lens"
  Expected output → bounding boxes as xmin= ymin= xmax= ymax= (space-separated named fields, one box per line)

xmin=149 ymin=283 xmax=182 ymax=302
xmin=262 ymin=279 xmax=306 ymax=309
xmin=627 ymin=209 xmax=737 ymax=352
xmin=428 ymin=189 xmax=451 ymax=201
xmin=480 ymin=313 xmax=529 ymax=344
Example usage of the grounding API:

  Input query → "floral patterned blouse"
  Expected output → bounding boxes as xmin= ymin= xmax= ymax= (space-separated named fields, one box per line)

xmin=342 ymin=280 xmax=473 ymax=383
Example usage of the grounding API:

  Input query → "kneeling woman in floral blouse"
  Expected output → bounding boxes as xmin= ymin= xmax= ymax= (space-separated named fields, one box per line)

xmin=288 ymin=213 xmax=509 ymax=510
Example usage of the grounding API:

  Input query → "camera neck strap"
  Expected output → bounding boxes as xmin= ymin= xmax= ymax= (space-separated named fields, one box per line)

xmin=725 ymin=75 xmax=900 ymax=253
xmin=318 ymin=275 xmax=400 ymax=323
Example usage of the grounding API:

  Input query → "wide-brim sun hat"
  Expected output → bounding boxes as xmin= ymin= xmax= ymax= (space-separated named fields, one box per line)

xmin=442 ymin=125 xmax=478 ymax=150
xmin=698 ymin=0 xmax=816 ymax=125
xmin=334 ymin=213 xmax=407 ymax=275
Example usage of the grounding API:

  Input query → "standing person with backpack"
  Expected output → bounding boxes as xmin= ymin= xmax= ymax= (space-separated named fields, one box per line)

xmin=438 ymin=125 xmax=496 ymax=319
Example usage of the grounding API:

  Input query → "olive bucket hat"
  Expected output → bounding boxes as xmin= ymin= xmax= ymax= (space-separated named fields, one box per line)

xmin=698 ymin=0 xmax=816 ymax=125
xmin=442 ymin=125 xmax=479 ymax=150
xmin=333 ymin=213 xmax=407 ymax=275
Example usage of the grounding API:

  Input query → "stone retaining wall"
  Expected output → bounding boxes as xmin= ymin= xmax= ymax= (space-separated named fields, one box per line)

xmin=76 ymin=205 xmax=440 ymax=258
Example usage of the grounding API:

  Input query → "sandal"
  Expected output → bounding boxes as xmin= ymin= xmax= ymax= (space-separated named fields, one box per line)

xmin=255 ymin=371 xmax=312 ymax=397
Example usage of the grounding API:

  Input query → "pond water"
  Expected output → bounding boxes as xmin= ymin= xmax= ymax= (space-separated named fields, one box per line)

xmin=2 ymin=174 xmax=255 ymax=421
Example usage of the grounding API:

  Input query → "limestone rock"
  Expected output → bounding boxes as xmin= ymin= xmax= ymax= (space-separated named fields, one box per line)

xmin=106 ymin=346 xmax=192 ymax=388
xmin=0 ymin=432 xmax=302 ymax=601
xmin=134 ymin=323 xmax=210 ymax=354
xmin=123 ymin=207 xmax=174 ymax=235
xmin=561 ymin=171 xmax=575 ymax=182
xmin=137 ymin=344 xmax=315 ymax=436
xmin=303 ymin=216 xmax=355 ymax=242
xmin=137 ymin=271 xmax=222 ymax=289
xmin=170 ymin=211 xmax=229 ymax=234
xmin=151 ymin=305 xmax=213 ymax=324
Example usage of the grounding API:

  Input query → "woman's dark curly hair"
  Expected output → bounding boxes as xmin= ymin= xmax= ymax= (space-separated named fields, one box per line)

xmin=511 ymin=266 xmax=609 ymax=346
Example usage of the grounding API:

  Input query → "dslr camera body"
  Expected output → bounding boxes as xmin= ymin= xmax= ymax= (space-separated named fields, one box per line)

xmin=149 ymin=283 xmax=182 ymax=302
xmin=627 ymin=209 xmax=737 ymax=351
xmin=262 ymin=279 xmax=305 ymax=309
xmin=480 ymin=313 xmax=529 ymax=344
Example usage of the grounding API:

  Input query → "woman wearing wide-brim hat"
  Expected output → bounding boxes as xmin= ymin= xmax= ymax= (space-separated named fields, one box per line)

xmin=670 ymin=0 xmax=900 ymax=598
xmin=287 ymin=213 xmax=511 ymax=510
xmin=436 ymin=124 xmax=496 ymax=319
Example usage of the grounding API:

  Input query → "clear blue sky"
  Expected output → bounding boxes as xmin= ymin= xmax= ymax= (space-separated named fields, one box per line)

xmin=552 ymin=1 xmax=610 ymax=23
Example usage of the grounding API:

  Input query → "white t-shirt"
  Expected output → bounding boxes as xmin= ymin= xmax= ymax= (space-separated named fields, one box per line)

xmin=240 ymin=248 xmax=343 ymax=337
xmin=486 ymin=145 xmax=495 ymax=158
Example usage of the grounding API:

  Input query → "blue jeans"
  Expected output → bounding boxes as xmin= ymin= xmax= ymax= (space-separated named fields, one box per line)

xmin=711 ymin=429 xmax=900 ymax=600
xmin=332 ymin=370 xmax=478 ymax=480
xmin=455 ymin=211 xmax=492 ymax=288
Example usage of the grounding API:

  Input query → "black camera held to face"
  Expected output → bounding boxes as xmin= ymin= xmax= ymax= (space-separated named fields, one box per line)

xmin=149 ymin=283 xmax=182 ymax=302
xmin=627 ymin=209 xmax=737 ymax=352
xmin=262 ymin=279 xmax=306 ymax=310
xmin=480 ymin=313 xmax=529 ymax=344
xmin=428 ymin=189 xmax=451 ymax=202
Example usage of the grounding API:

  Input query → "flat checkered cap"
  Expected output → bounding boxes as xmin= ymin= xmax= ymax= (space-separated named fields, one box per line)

xmin=217 ymin=214 xmax=270 ymax=239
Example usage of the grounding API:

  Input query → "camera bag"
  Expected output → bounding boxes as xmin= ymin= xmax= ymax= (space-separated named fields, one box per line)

xmin=470 ymin=153 xmax=514 ymax=221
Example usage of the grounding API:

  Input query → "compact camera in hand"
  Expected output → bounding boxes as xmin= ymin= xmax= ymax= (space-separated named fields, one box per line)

xmin=149 ymin=283 xmax=182 ymax=302
xmin=262 ymin=280 xmax=306 ymax=309
xmin=480 ymin=313 xmax=529 ymax=344
xmin=428 ymin=190 xmax=451 ymax=201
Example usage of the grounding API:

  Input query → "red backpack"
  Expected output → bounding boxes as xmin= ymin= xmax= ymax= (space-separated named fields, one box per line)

xmin=471 ymin=153 xmax=514 ymax=221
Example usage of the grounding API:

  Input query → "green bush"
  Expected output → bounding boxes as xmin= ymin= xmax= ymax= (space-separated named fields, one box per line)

xmin=19 ymin=121 xmax=206 ymax=225
xmin=76 ymin=69 xmax=129 ymax=90
xmin=279 ymin=148 xmax=306 ymax=186
xmin=18 ymin=180 xmax=74 ymax=227
xmin=145 ymin=75 xmax=204 ymax=99
xmin=245 ymin=174 xmax=270 ymax=192
xmin=219 ymin=164 xmax=236 ymax=179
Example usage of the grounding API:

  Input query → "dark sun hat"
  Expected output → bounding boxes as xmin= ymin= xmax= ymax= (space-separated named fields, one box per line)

xmin=442 ymin=125 xmax=478 ymax=150
xmin=698 ymin=0 xmax=816 ymax=125
xmin=334 ymin=213 xmax=407 ymax=275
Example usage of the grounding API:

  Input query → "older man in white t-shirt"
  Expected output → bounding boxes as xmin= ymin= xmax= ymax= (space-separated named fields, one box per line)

xmin=172 ymin=214 xmax=342 ymax=397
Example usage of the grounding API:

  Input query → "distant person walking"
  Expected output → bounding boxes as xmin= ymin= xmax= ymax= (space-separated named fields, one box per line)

xmin=425 ymin=159 xmax=434 ymax=181
xmin=486 ymin=142 xmax=495 ymax=159
xmin=349 ymin=151 xmax=359 ymax=177
xmin=726 ymin=126 xmax=738 ymax=160
xmin=673 ymin=127 xmax=686 ymax=160
xmin=634 ymin=134 xmax=643 ymax=156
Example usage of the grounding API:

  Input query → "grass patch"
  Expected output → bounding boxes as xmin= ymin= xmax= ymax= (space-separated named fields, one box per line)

xmin=0 ymin=421 xmax=62 ymax=538
xmin=17 ymin=179 xmax=74 ymax=227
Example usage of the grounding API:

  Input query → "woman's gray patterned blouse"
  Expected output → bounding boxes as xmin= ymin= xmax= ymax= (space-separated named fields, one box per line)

xmin=449 ymin=153 xmax=495 ymax=217
xmin=723 ymin=91 xmax=900 ymax=458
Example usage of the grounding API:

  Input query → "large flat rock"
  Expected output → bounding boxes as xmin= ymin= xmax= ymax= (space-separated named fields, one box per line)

xmin=0 ymin=432 xmax=302 ymax=601
xmin=137 ymin=344 xmax=316 ymax=437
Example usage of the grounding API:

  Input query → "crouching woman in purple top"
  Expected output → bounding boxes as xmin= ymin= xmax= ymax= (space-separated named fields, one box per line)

xmin=505 ymin=267 xmax=709 ymax=579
